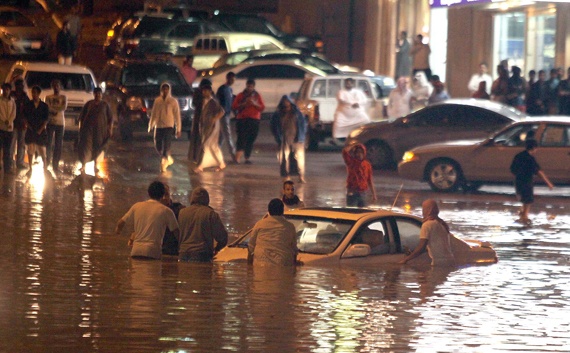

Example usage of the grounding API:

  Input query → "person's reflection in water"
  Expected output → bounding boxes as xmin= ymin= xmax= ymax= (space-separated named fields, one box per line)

xmin=416 ymin=266 xmax=454 ymax=304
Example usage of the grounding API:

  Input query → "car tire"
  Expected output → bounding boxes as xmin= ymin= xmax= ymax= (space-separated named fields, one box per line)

xmin=307 ymin=129 xmax=319 ymax=151
xmin=365 ymin=140 xmax=394 ymax=169
xmin=426 ymin=159 xmax=463 ymax=192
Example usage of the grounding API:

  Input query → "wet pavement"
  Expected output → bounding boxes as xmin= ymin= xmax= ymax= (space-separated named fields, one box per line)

xmin=1 ymin=121 xmax=570 ymax=352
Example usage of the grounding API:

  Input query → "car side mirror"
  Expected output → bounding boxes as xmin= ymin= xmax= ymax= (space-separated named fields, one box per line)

xmin=342 ymin=244 xmax=371 ymax=258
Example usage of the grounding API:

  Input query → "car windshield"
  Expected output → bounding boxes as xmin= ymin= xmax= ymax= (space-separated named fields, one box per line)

xmin=25 ymin=71 xmax=95 ymax=91
xmin=232 ymin=215 xmax=355 ymax=255
xmin=0 ymin=10 xmax=34 ymax=27
xmin=132 ymin=17 xmax=174 ymax=37
xmin=122 ymin=64 xmax=186 ymax=86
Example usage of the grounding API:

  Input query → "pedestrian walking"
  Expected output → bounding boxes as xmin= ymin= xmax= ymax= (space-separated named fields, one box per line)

xmin=557 ymin=67 xmax=570 ymax=115
xmin=192 ymin=81 xmax=226 ymax=173
xmin=395 ymin=31 xmax=411 ymax=80
xmin=177 ymin=187 xmax=228 ymax=262
xmin=24 ymin=86 xmax=49 ymax=176
xmin=232 ymin=79 xmax=265 ymax=164
xmin=467 ymin=62 xmax=493 ymax=96
xmin=270 ymin=95 xmax=307 ymax=183
xmin=0 ymin=83 xmax=16 ymax=174
xmin=510 ymin=139 xmax=554 ymax=225
xmin=10 ymin=79 xmax=29 ymax=170
xmin=399 ymin=199 xmax=455 ymax=267
xmin=342 ymin=143 xmax=377 ymax=207
xmin=216 ymin=71 xmax=237 ymax=162
xmin=56 ymin=21 xmax=76 ymax=65
xmin=410 ymin=34 xmax=431 ymax=80
xmin=387 ymin=77 xmax=413 ymax=118
xmin=149 ymin=82 xmax=181 ymax=173
xmin=45 ymin=80 xmax=67 ymax=173
xmin=282 ymin=180 xmax=305 ymax=211
xmin=248 ymin=198 xmax=299 ymax=267
xmin=332 ymin=78 xmax=369 ymax=144
xmin=115 ymin=181 xmax=179 ymax=260
xmin=77 ymin=87 xmax=113 ymax=175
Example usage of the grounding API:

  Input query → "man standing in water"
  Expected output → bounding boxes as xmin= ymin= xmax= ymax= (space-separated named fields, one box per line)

xmin=149 ymin=82 xmax=181 ymax=173
xmin=216 ymin=71 xmax=237 ymax=162
xmin=115 ymin=181 xmax=179 ymax=260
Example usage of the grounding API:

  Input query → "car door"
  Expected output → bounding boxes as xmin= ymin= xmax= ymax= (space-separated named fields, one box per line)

xmin=470 ymin=123 xmax=539 ymax=181
xmin=340 ymin=218 xmax=402 ymax=265
xmin=535 ymin=124 xmax=570 ymax=182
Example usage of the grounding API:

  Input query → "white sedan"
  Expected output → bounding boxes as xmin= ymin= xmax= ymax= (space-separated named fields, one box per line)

xmin=206 ymin=59 xmax=327 ymax=114
xmin=215 ymin=207 xmax=498 ymax=266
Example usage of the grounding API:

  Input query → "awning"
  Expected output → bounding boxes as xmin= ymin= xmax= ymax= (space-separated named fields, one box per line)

xmin=429 ymin=0 xmax=494 ymax=8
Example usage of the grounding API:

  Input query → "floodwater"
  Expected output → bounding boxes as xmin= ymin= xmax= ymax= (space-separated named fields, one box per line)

xmin=1 ymin=133 xmax=570 ymax=353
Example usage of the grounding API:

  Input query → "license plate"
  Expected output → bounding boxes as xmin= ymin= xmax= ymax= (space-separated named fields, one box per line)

xmin=31 ymin=41 xmax=41 ymax=49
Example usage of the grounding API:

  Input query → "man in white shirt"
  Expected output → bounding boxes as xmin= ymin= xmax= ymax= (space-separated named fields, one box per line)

xmin=115 ymin=181 xmax=179 ymax=260
xmin=45 ymin=80 xmax=67 ymax=173
xmin=467 ymin=62 xmax=493 ymax=96
xmin=149 ymin=83 xmax=181 ymax=172
xmin=333 ymin=78 xmax=370 ymax=142
xmin=0 ymin=83 xmax=16 ymax=174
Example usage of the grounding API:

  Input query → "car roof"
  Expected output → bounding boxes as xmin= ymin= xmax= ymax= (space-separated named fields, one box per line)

xmin=12 ymin=61 xmax=94 ymax=75
xmin=523 ymin=116 xmax=570 ymax=124
xmin=285 ymin=207 xmax=418 ymax=222
xmin=226 ymin=59 xmax=328 ymax=77
xmin=429 ymin=98 xmax=527 ymax=121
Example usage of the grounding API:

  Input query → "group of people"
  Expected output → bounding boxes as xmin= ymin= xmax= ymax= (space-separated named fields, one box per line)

xmin=468 ymin=62 xmax=570 ymax=115
xmin=116 ymin=179 xmax=307 ymax=267
xmin=0 ymin=79 xmax=111 ymax=176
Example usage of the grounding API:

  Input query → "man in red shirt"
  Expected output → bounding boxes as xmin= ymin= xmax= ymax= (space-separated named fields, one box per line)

xmin=231 ymin=79 xmax=265 ymax=164
xmin=342 ymin=143 xmax=377 ymax=207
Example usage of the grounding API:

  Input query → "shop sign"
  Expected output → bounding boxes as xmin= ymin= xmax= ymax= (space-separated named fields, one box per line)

xmin=429 ymin=0 xmax=493 ymax=8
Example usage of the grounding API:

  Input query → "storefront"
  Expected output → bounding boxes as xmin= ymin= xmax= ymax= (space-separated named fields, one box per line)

xmin=433 ymin=0 xmax=570 ymax=97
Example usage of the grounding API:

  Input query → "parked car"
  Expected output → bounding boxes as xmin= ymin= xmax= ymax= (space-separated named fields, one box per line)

xmin=295 ymin=74 xmax=391 ymax=150
xmin=99 ymin=58 xmax=193 ymax=141
xmin=191 ymin=32 xmax=288 ymax=70
xmin=206 ymin=59 xmax=327 ymax=114
xmin=0 ymin=6 xmax=52 ymax=57
xmin=398 ymin=118 xmax=570 ymax=192
xmin=344 ymin=99 xmax=526 ymax=169
xmin=209 ymin=13 xmax=324 ymax=54
xmin=215 ymin=207 xmax=498 ymax=266
xmin=108 ymin=15 xmax=227 ymax=58
xmin=6 ymin=61 xmax=97 ymax=132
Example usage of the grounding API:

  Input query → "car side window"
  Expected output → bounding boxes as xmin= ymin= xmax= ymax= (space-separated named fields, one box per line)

xmin=423 ymin=105 xmax=459 ymax=127
xmin=276 ymin=65 xmax=306 ymax=79
xmin=493 ymin=124 xmax=539 ymax=146
xmin=393 ymin=217 xmax=421 ymax=254
xmin=351 ymin=221 xmax=391 ymax=255
xmin=236 ymin=66 xmax=272 ymax=79
xmin=540 ymin=125 xmax=569 ymax=147
xmin=310 ymin=79 xmax=326 ymax=98
xmin=170 ymin=23 xmax=201 ymax=39
xmin=328 ymin=79 xmax=341 ymax=98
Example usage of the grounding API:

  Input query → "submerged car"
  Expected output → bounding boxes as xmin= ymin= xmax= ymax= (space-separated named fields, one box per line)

xmin=398 ymin=118 xmax=570 ymax=192
xmin=345 ymin=99 xmax=525 ymax=169
xmin=215 ymin=207 xmax=498 ymax=266
xmin=0 ymin=7 xmax=52 ymax=57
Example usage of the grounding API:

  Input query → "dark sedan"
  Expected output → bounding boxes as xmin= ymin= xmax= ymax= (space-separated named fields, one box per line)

xmin=344 ymin=99 xmax=526 ymax=169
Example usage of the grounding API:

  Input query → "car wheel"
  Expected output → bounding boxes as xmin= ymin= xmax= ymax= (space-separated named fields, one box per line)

xmin=307 ymin=129 xmax=319 ymax=151
xmin=426 ymin=159 xmax=463 ymax=192
xmin=365 ymin=140 xmax=394 ymax=169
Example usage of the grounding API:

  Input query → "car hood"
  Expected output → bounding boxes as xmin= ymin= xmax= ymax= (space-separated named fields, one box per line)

xmin=123 ymin=84 xmax=192 ymax=98
xmin=0 ymin=26 xmax=47 ymax=39
xmin=411 ymin=138 xmax=486 ymax=152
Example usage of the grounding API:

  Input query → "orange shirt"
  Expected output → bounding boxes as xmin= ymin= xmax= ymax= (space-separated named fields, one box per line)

xmin=232 ymin=91 xmax=265 ymax=120
xmin=343 ymin=148 xmax=372 ymax=192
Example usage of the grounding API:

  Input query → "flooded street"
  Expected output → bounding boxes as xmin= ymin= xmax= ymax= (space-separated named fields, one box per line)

xmin=1 ymin=122 xmax=569 ymax=352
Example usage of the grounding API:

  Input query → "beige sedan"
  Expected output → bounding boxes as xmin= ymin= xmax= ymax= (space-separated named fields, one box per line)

xmin=398 ymin=118 xmax=570 ymax=192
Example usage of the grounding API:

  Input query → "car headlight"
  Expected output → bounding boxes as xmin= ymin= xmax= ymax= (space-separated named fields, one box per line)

xmin=401 ymin=151 xmax=419 ymax=163
xmin=348 ymin=127 xmax=363 ymax=138
xmin=126 ymin=96 xmax=143 ymax=110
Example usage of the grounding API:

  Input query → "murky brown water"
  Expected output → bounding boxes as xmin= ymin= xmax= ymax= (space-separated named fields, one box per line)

xmin=1 ymin=135 xmax=569 ymax=353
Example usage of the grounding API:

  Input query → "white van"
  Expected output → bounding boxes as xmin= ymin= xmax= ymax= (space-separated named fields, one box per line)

xmin=6 ymin=62 xmax=97 ymax=132
xmin=191 ymin=32 xmax=288 ymax=70
xmin=295 ymin=74 xmax=391 ymax=150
